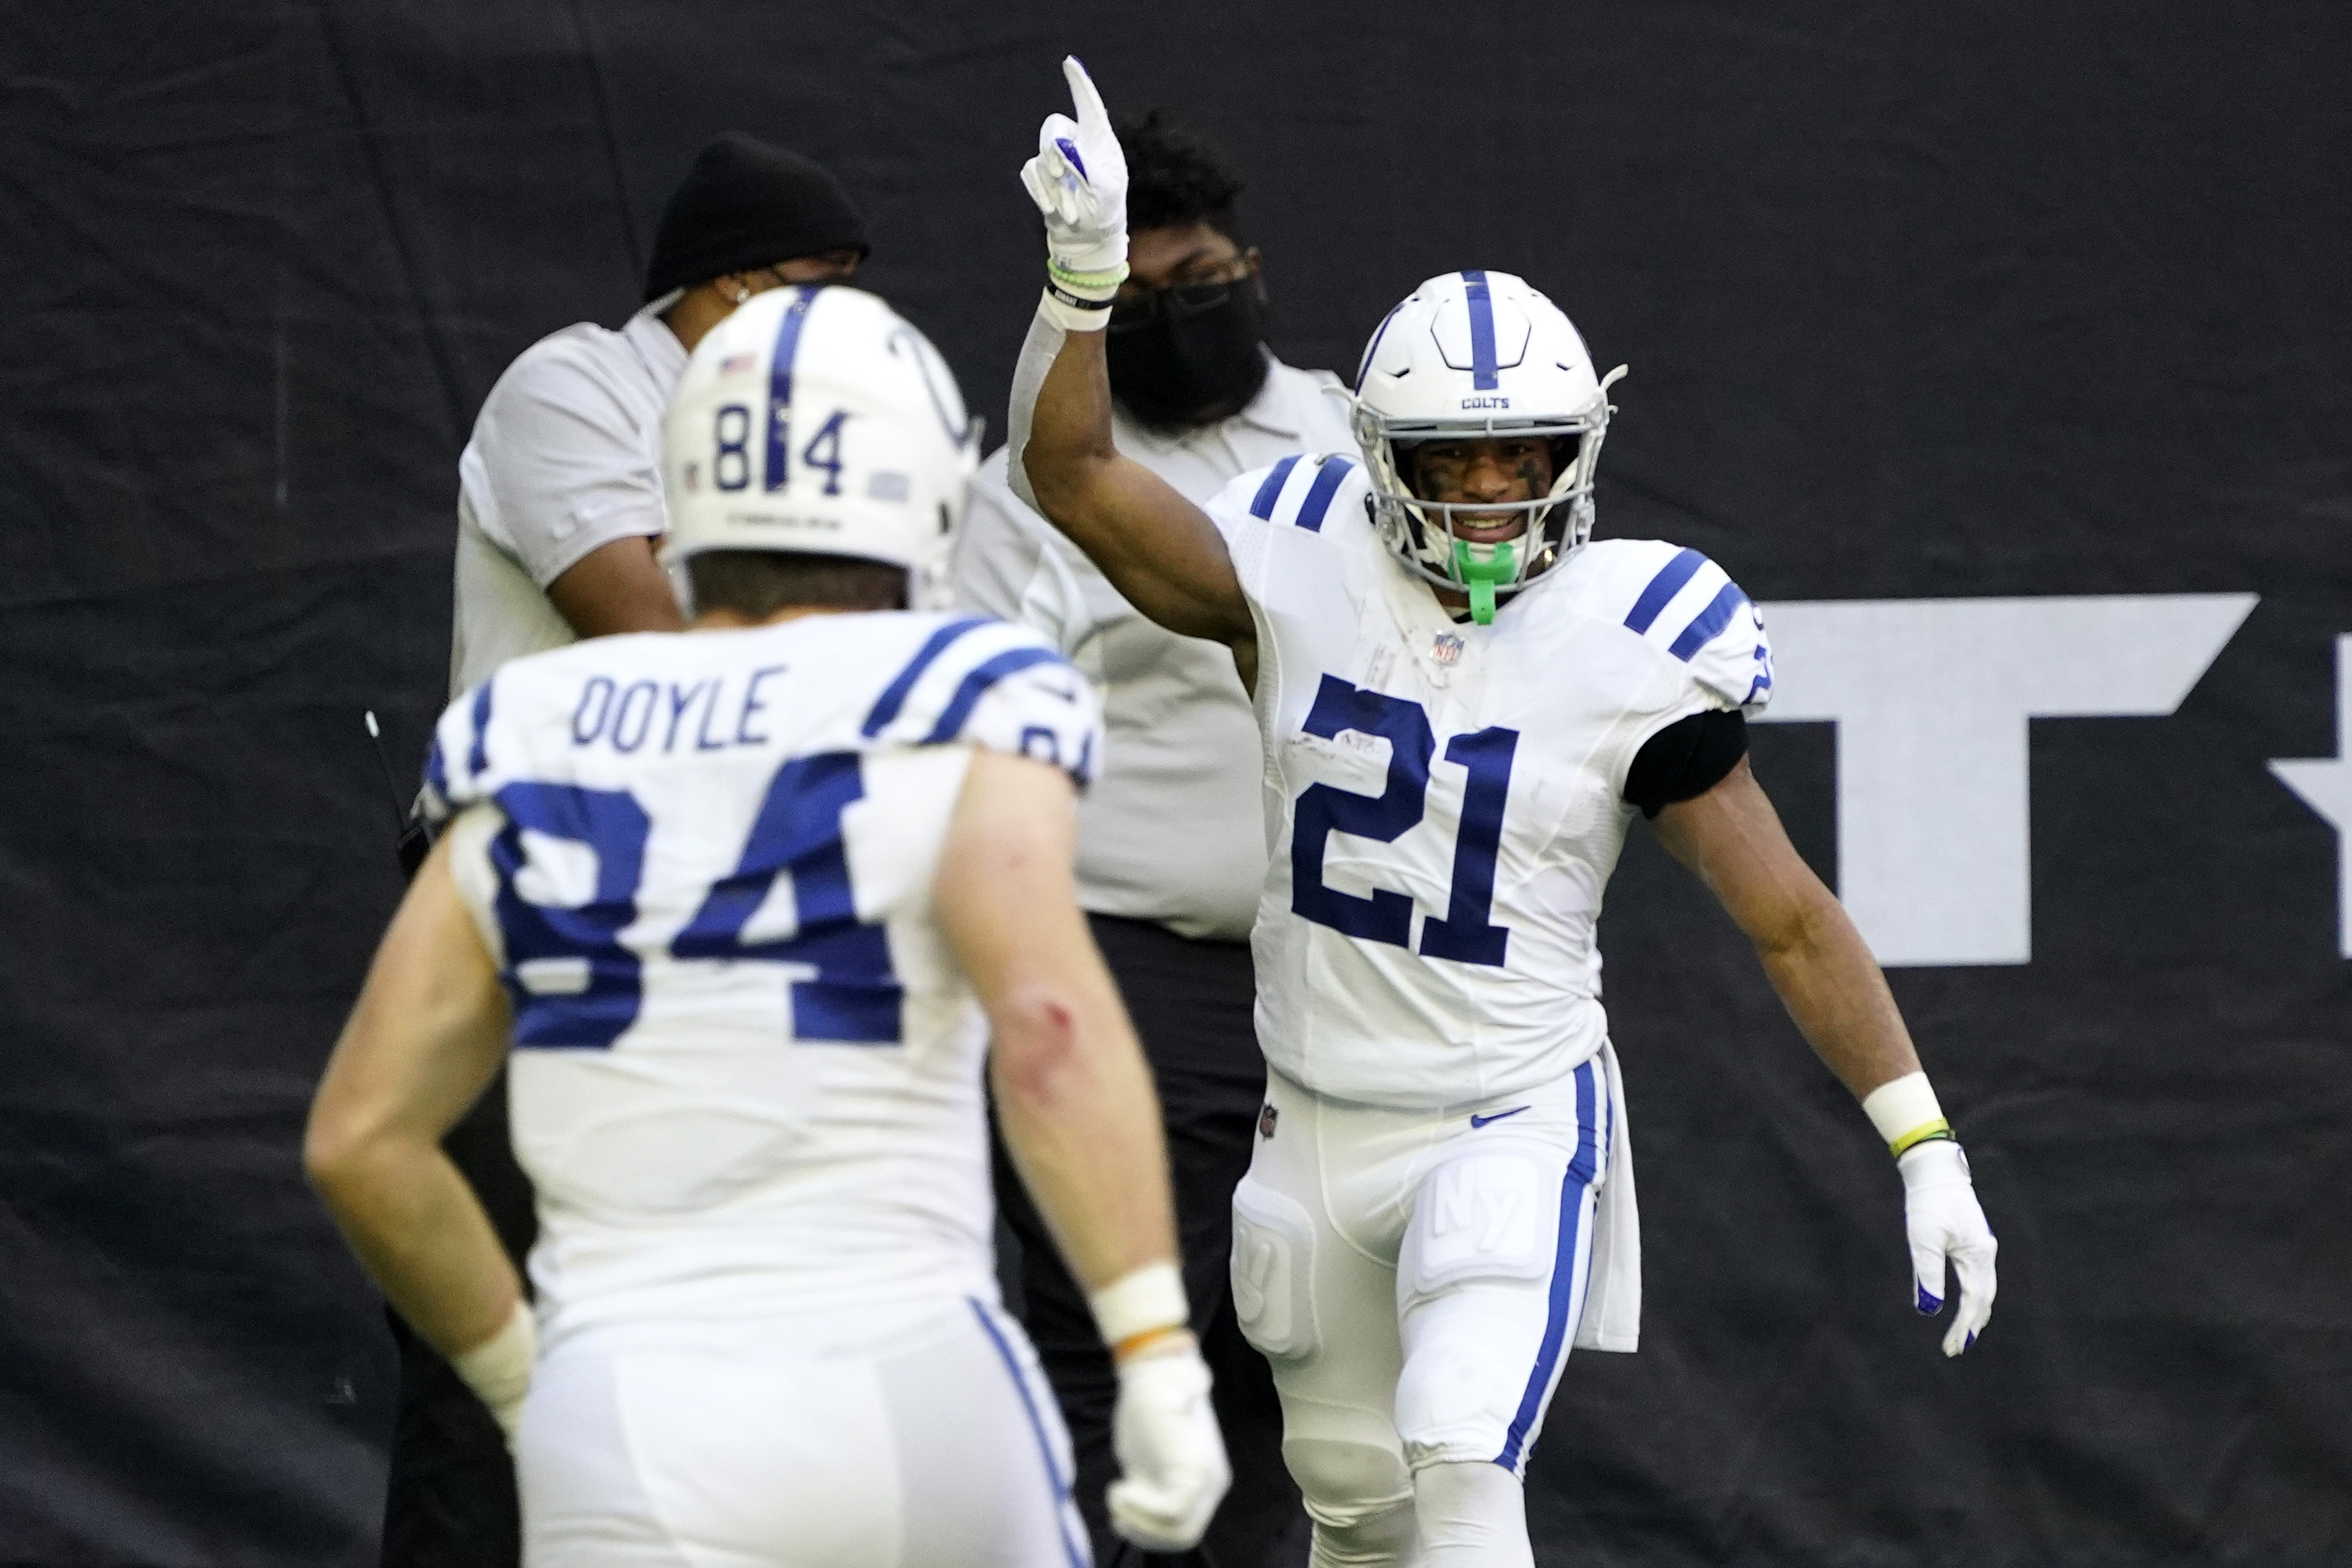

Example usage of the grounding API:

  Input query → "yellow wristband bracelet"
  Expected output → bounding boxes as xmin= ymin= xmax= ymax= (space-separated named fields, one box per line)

xmin=1888 ymin=1118 xmax=1954 ymax=1157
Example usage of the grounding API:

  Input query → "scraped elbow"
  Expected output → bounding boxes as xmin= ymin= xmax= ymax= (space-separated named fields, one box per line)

xmin=989 ymin=984 xmax=1090 ymax=1111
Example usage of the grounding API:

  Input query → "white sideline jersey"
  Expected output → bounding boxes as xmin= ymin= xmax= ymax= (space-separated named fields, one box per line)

xmin=1208 ymin=455 xmax=1773 ymax=1110
xmin=419 ymin=611 xmax=1101 ymax=1346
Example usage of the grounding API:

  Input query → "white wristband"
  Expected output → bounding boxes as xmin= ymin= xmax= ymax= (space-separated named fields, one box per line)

xmin=1089 ymin=1261 xmax=1188 ymax=1349
xmin=450 ymin=1299 xmax=536 ymax=1443
xmin=1861 ymin=1071 xmax=1951 ymax=1155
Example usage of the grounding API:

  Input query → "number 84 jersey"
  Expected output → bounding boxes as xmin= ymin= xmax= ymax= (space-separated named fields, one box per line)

xmin=1208 ymin=455 xmax=1773 ymax=1111
xmin=415 ymin=611 xmax=1100 ymax=1335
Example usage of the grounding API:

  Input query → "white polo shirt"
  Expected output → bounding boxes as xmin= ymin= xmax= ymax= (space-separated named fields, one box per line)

xmin=449 ymin=303 xmax=689 ymax=697
xmin=952 ymin=355 xmax=1355 ymax=942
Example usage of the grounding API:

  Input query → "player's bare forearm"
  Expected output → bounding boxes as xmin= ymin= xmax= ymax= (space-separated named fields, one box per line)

xmin=1018 ymin=317 xmax=1255 ymax=652
xmin=1654 ymin=757 xmax=1923 ymax=1098
xmin=546 ymin=534 xmax=688 ymax=639
xmin=315 ymin=1138 xmax=522 ymax=1356
xmin=989 ymin=992 xmax=1182 ymax=1290
xmin=306 ymin=836 xmax=522 ymax=1358
xmin=935 ymin=749 xmax=1180 ymax=1289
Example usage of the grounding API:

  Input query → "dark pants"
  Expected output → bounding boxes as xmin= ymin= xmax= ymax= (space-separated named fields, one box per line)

xmin=380 ymin=1072 xmax=533 ymax=1568
xmin=993 ymin=914 xmax=1306 ymax=1568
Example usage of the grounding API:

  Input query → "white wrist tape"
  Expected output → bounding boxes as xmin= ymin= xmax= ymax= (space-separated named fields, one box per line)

xmin=450 ymin=1299 xmax=535 ymax=1442
xmin=1089 ymin=1261 xmax=1188 ymax=1349
xmin=1862 ymin=1071 xmax=1951 ymax=1156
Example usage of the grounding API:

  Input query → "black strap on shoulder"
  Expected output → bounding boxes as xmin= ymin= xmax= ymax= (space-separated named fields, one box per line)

xmin=1623 ymin=708 xmax=1748 ymax=818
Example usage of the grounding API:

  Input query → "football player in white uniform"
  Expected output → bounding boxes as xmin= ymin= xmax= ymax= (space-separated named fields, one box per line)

xmin=1002 ymin=61 xmax=1999 ymax=1567
xmin=307 ymin=284 xmax=1230 ymax=1566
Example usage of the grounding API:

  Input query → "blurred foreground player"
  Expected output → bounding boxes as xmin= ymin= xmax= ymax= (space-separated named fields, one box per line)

xmin=1008 ymin=62 xmax=1999 ymax=1566
xmin=313 ymin=285 xmax=1229 ymax=1564
xmin=388 ymin=134 xmax=868 ymax=1568
xmin=954 ymin=109 xmax=1346 ymax=1566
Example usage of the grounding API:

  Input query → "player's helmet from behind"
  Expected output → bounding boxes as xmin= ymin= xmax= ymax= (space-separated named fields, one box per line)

xmin=1352 ymin=271 xmax=1626 ymax=620
xmin=662 ymin=284 xmax=982 ymax=608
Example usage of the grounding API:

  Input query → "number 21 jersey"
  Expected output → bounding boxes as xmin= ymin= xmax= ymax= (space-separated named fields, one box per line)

xmin=1207 ymin=455 xmax=1773 ymax=1110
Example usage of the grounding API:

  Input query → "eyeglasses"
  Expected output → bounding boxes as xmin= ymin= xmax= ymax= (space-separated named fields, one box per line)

xmin=1109 ymin=257 xmax=1257 ymax=330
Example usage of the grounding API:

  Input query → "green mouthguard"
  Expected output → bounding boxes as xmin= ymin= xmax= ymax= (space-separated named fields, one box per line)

xmin=1451 ymin=538 xmax=1516 ymax=626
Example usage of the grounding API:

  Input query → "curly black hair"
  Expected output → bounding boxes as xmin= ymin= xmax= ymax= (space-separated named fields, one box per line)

xmin=1115 ymin=110 xmax=1244 ymax=239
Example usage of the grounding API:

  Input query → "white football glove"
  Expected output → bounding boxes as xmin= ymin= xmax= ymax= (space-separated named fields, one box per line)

xmin=1107 ymin=1339 xmax=1231 ymax=1552
xmin=1019 ymin=56 xmax=1130 ymax=328
xmin=1898 ymin=1141 xmax=1998 ymax=1357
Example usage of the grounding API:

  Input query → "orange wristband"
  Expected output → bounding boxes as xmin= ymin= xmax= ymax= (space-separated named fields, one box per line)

xmin=1110 ymin=1325 xmax=1193 ymax=1365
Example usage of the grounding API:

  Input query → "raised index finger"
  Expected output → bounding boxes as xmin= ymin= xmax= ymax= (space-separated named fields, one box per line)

xmin=1062 ymin=55 xmax=1110 ymax=134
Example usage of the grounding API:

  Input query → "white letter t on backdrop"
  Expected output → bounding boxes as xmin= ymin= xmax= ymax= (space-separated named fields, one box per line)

xmin=2268 ymin=636 xmax=2352 ymax=960
xmin=1753 ymin=594 xmax=2257 ymax=966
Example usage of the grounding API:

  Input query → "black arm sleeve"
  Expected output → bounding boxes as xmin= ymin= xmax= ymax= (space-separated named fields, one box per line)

xmin=1623 ymin=708 xmax=1749 ymax=818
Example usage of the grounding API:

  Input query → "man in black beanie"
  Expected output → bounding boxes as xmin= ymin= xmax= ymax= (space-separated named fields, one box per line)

xmin=393 ymin=133 xmax=867 ymax=1568
xmin=449 ymin=133 xmax=870 ymax=696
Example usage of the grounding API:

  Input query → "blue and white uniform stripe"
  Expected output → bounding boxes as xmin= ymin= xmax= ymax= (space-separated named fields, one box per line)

xmin=1494 ymin=1056 xmax=1610 ymax=1476
xmin=1460 ymin=269 xmax=1501 ymax=390
xmin=1245 ymin=453 xmax=1359 ymax=533
xmin=969 ymin=1299 xmax=1090 ymax=1568
xmin=861 ymin=616 xmax=992 ymax=737
xmin=859 ymin=615 xmax=1094 ymax=781
xmin=761 ymin=284 xmax=823 ymax=486
xmin=1617 ymin=546 xmax=1762 ymax=670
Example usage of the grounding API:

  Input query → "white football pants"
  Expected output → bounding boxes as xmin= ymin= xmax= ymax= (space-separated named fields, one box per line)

xmin=517 ymin=1299 xmax=1089 ymax=1568
xmin=1229 ymin=1058 xmax=1608 ymax=1564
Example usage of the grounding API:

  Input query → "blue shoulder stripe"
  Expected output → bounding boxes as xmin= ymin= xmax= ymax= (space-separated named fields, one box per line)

xmin=862 ymin=616 xmax=991 ymax=736
xmin=761 ymin=284 xmax=823 ymax=484
xmin=1248 ymin=455 xmax=1301 ymax=520
xmin=467 ymin=679 xmax=494 ymax=779
xmin=1667 ymin=582 xmax=1752 ymax=661
xmin=1294 ymin=455 xmax=1353 ymax=533
xmin=1462 ymin=269 xmax=1500 ymax=390
xmin=1623 ymin=547 xmax=1705 ymax=634
xmin=921 ymin=646 xmax=1065 ymax=744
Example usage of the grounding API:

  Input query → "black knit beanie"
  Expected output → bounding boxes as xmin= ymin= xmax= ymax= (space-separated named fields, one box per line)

xmin=642 ymin=134 xmax=870 ymax=302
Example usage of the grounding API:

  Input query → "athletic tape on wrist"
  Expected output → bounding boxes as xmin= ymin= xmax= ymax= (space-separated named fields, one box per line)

xmin=450 ymin=1298 xmax=536 ymax=1411
xmin=1089 ymin=1260 xmax=1188 ymax=1349
xmin=1862 ymin=1072 xmax=1950 ymax=1157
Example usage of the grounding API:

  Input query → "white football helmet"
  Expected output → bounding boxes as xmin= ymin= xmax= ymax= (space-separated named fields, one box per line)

xmin=662 ymin=284 xmax=982 ymax=609
xmin=1351 ymin=270 xmax=1626 ymax=623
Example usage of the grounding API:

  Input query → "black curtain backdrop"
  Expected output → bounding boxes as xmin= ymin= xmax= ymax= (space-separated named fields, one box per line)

xmin=3 ymin=4 xmax=2347 ymax=1563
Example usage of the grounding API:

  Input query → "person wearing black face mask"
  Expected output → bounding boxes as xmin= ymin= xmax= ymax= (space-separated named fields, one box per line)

xmin=1104 ymin=228 xmax=1270 ymax=430
xmin=952 ymin=111 xmax=1351 ymax=1568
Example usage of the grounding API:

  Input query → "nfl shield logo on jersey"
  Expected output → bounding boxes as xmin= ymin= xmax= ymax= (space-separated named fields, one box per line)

xmin=1431 ymin=633 xmax=1465 ymax=665
xmin=1259 ymin=1103 xmax=1279 ymax=1139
